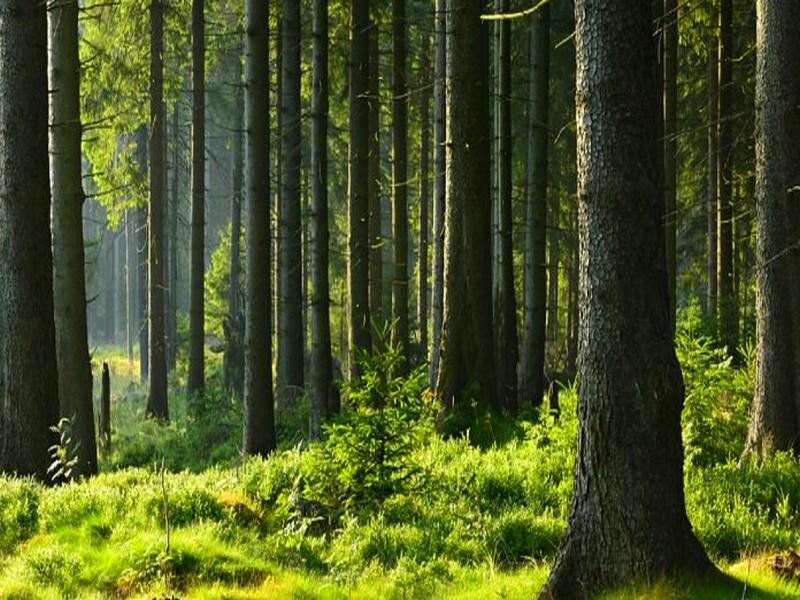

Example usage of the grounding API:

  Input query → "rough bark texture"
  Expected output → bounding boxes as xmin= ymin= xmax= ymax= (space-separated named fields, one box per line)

xmin=663 ymin=0 xmax=677 ymax=330
xmin=391 ymin=0 xmax=409 ymax=367
xmin=540 ymin=2 xmax=712 ymax=596
xmin=348 ymin=0 xmax=371 ymax=377
xmin=167 ymin=105 xmax=180 ymax=372
xmin=435 ymin=0 xmax=495 ymax=411
xmin=0 ymin=0 xmax=60 ymax=480
xmin=243 ymin=0 xmax=275 ymax=456
xmin=309 ymin=0 xmax=334 ymax=439
xmin=187 ymin=0 xmax=206 ymax=395
xmin=743 ymin=0 xmax=800 ymax=460
xmin=522 ymin=4 xmax=549 ymax=408
xmin=146 ymin=0 xmax=169 ymax=421
xmin=368 ymin=20 xmax=383 ymax=328
xmin=429 ymin=0 xmax=446 ymax=386
xmin=417 ymin=32 xmax=431 ymax=356
xmin=278 ymin=0 xmax=304 ymax=395
xmin=100 ymin=363 xmax=111 ymax=454
xmin=48 ymin=0 xmax=98 ymax=477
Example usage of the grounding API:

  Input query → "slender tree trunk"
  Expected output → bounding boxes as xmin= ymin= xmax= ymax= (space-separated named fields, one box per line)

xmin=146 ymin=0 xmax=169 ymax=420
xmin=126 ymin=210 xmax=135 ymax=363
xmin=429 ymin=0 xmax=446 ymax=386
xmin=48 ymin=0 xmax=98 ymax=477
xmin=0 ymin=0 xmax=59 ymax=480
xmin=106 ymin=231 xmax=116 ymax=344
xmin=273 ymin=16 xmax=282 ymax=365
xmin=187 ymin=0 xmax=206 ymax=394
xmin=136 ymin=204 xmax=149 ymax=384
xmin=717 ymin=0 xmax=736 ymax=353
xmin=663 ymin=0 xmax=677 ymax=329
xmin=391 ymin=0 xmax=409 ymax=367
xmin=243 ymin=0 xmax=276 ymax=456
xmin=368 ymin=19 xmax=383 ymax=329
xmin=167 ymin=103 xmax=180 ymax=372
xmin=435 ymin=0 xmax=496 ymax=411
xmin=742 ymin=0 xmax=800 ymax=460
xmin=99 ymin=363 xmax=111 ymax=454
xmin=707 ymin=45 xmax=718 ymax=319
xmin=522 ymin=4 xmax=549 ymax=407
xmin=278 ymin=0 xmax=304 ymax=396
xmin=417 ymin=33 xmax=431 ymax=357
xmin=540 ymin=2 xmax=713 ymax=595
xmin=348 ymin=0 xmax=372 ymax=377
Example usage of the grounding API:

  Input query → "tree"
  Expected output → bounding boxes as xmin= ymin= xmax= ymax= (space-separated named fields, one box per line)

xmin=146 ymin=0 xmax=169 ymax=421
xmin=391 ymin=0 xmax=409 ymax=367
xmin=707 ymin=40 xmax=718 ymax=318
xmin=663 ymin=0 xmax=677 ymax=328
xmin=435 ymin=0 xmax=495 ymax=411
xmin=309 ymin=0 xmax=335 ymax=439
xmin=539 ymin=1 xmax=713 ymax=595
xmin=348 ymin=0 xmax=372 ymax=377
xmin=521 ymin=3 xmax=549 ymax=408
xmin=48 ymin=0 xmax=98 ymax=477
xmin=278 ymin=0 xmax=304 ymax=395
xmin=417 ymin=31 xmax=431 ymax=356
xmin=742 ymin=0 xmax=800 ymax=460
xmin=0 ymin=0 xmax=59 ymax=479
xmin=243 ymin=0 xmax=276 ymax=456
xmin=187 ymin=0 xmax=206 ymax=395
xmin=167 ymin=103 xmax=180 ymax=372
xmin=368 ymin=17 xmax=383 ymax=328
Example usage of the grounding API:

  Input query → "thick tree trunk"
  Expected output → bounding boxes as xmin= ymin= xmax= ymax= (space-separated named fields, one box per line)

xmin=429 ymin=0 xmax=446 ymax=386
xmin=391 ymin=0 xmax=409 ymax=367
xmin=743 ymin=0 xmax=800 ymax=460
xmin=540 ymin=3 xmax=713 ymax=596
xmin=243 ymin=0 xmax=275 ymax=456
xmin=417 ymin=33 xmax=431 ymax=357
xmin=146 ymin=0 xmax=169 ymax=421
xmin=368 ymin=20 xmax=383 ymax=329
xmin=348 ymin=0 xmax=372 ymax=377
xmin=707 ymin=45 xmax=718 ymax=319
xmin=663 ymin=0 xmax=677 ymax=329
xmin=48 ymin=0 xmax=98 ymax=477
xmin=187 ymin=0 xmax=206 ymax=395
xmin=522 ymin=4 xmax=550 ymax=408
xmin=435 ymin=0 xmax=496 ymax=411
xmin=0 ymin=0 xmax=60 ymax=480
xmin=278 ymin=0 xmax=304 ymax=396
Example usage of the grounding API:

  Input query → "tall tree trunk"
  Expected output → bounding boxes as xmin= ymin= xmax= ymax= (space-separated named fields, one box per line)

xmin=146 ymin=0 xmax=169 ymax=420
xmin=187 ymin=0 xmax=206 ymax=394
xmin=348 ymin=0 xmax=372 ymax=377
xmin=48 ymin=0 xmax=98 ymax=477
xmin=717 ymin=0 xmax=736 ymax=353
xmin=136 ymin=204 xmax=149 ymax=384
xmin=493 ymin=0 xmax=518 ymax=409
xmin=243 ymin=0 xmax=276 ymax=456
xmin=126 ymin=210 xmax=135 ymax=363
xmin=417 ymin=32 xmax=431 ymax=357
xmin=742 ymin=0 xmax=800 ymax=460
xmin=429 ymin=0 xmax=446 ymax=386
xmin=522 ymin=4 xmax=549 ymax=407
xmin=663 ymin=0 xmax=677 ymax=330
xmin=0 ymin=0 xmax=59 ymax=480
xmin=706 ymin=43 xmax=718 ymax=319
xmin=105 ymin=231 xmax=116 ymax=344
xmin=391 ymin=0 xmax=409 ymax=367
xmin=278 ymin=0 xmax=304 ymax=395
xmin=310 ymin=0 xmax=334 ymax=439
xmin=547 ymin=182 xmax=559 ymax=345
xmin=167 ymin=103 xmax=180 ymax=372
xmin=540 ymin=2 xmax=713 ymax=595
xmin=368 ymin=19 xmax=383 ymax=329
xmin=435 ymin=0 xmax=495 ymax=411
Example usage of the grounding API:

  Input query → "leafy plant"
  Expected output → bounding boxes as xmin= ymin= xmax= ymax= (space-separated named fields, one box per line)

xmin=48 ymin=417 xmax=81 ymax=482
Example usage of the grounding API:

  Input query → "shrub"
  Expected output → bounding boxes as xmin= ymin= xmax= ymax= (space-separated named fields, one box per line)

xmin=0 ymin=477 xmax=39 ymax=552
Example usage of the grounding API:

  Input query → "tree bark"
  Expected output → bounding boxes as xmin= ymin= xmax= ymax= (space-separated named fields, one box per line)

xmin=146 ymin=0 xmax=169 ymax=421
xmin=417 ymin=32 xmax=431 ymax=357
xmin=435 ymin=0 xmax=496 ymax=411
xmin=540 ymin=2 xmax=713 ymax=595
xmin=0 ymin=0 xmax=60 ymax=480
xmin=167 ymin=103 xmax=180 ymax=372
xmin=100 ymin=363 xmax=111 ymax=454
xmin=742 ymin=0 xmax=800 ymax=460
xmin=368 ymin=19 xmax=383 ymax=328
xmin=187 ymin=0 xmax=206 ymax=395
xmin=243 ymin=0 xmax=276 ymax=456
xmin=663 ymin=0 xmax=677 ymax=330
xmin=348 ymin=0 xmax=372 ymax=377
xmin=136 ymin=204 xmax=149 ymax=384
xmin=522 ymin=3 xmax=549 ymax=408
xmin=48 ymin=0 xmax=98 ymax=477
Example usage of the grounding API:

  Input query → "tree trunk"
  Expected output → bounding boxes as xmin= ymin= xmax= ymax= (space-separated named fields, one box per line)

xmin=368 ymin=19 xmax=383 ymax=329
xmin=706 ymin=44 xmax=718 ymax=319
xmin=187 ymin=0 xmax=206 ymax=395
xmin=48 ymin=0 xmax=98 ymax=477
xmin=0 ymin=0 xmax=59 ymax=480
xmin=429 ymin=0 xmax=446 ymax=386
xmin=278 ymin=0 xmax=304 ymax=396
xmin=663 ymin=0 xmax=677 ymax=329
xmin=136 ymin=204 xmax=149 ymax=384
xmin=521 ymin=3 xmax=549 ymax=408
xmin=243 ymin=0 xmax=276 ymax=456
xmin=417 ymin=32 xmax=431 ymax=357
xmin=105 ymin=230 xmax=116 ymax=344
xmin=540 ymin=2 xmax=713 ymax=596
xmin=167 ymin=103 xmax=180 ymax=372
xmin=126 ymin=210 xmax=135 ymax=363
xmin=391 ymin=0 xmax=409 ymax=368
xmin=742 ymin=0 xmax=800 ymax=460
xmin=100 ymin=363 xmax=111 ymax=454
xmin=146 ymin=0 xmax=169 ymax=421
xmin=435 ymin=0 xmax=496 ymax=411
xmin=348 ymin=0 xmax=372 ymax=377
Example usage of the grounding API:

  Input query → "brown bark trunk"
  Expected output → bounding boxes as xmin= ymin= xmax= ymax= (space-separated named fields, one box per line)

xmin=417 ymin=32 xmax=431 ymax=356
xmin=368 ymin=19 xmax=383 ymax=328
xmin=100 ymin=363 xmax=111 ymax=454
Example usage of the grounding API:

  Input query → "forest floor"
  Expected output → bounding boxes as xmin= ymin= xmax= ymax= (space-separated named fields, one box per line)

xmin=1 ymin=327 xmax=800 ymax=599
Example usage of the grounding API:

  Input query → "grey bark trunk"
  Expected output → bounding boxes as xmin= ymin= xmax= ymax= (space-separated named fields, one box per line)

xmin=48 ymin=0 xmax=98 ymax=477
xmin=167 ymin=103 xmax=180 ymax=372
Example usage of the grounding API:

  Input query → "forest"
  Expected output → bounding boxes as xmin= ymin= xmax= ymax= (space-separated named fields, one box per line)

xmin=1 ymin=0 xmax=800 ymax=598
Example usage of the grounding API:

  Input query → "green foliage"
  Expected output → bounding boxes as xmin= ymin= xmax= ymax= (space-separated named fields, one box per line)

xmin=204 ymin=225 xmax=245 ymax=342
xmin=0 ymin=477 xmax=39 ymax=552
xmin=47 ymin=417 xmax=81 ymax=482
